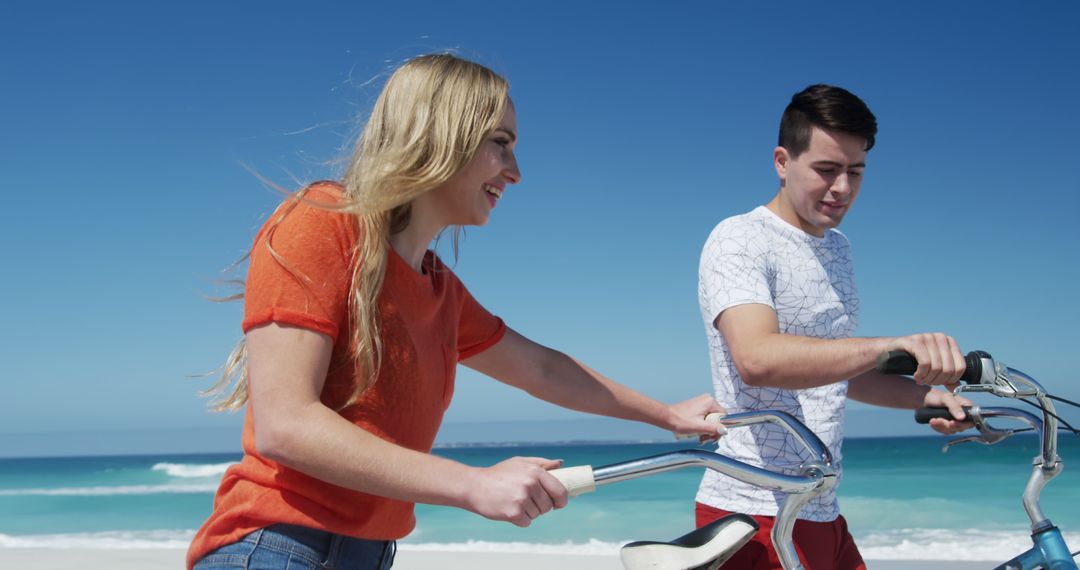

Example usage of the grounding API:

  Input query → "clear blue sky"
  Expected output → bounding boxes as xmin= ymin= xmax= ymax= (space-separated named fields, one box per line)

xmin=2 ymin=1 xmax=1078 ymax=456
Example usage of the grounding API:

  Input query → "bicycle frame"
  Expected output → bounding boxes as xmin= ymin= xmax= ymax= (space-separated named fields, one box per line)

xmin=997 ymin=526 xmax=1075 ymax=570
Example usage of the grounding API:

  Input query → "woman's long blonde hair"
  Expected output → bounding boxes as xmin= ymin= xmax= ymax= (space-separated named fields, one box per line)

xmin=204 ymin=53 xmax=509 ymax=411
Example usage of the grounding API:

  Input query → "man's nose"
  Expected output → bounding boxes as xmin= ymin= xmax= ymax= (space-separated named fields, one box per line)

xmin=831 ymin=172 xmax=851 ymax=194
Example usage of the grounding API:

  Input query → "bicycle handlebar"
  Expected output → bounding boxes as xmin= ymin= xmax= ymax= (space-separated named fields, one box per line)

xmin=549 ymin=410 xmax=837 ymax=570
xmin=914 ymin=406 xmax=971 ymax=423
xmin=897 ymin=348 xmax=1066 ymax=534
xmin=549 ymin=409 xmax=834 ymax=497
xmin=915 ymin=405 xmax=1043 ymax=431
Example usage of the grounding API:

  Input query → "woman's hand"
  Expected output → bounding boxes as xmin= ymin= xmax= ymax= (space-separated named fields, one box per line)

xmin=462 ymin=457 xmax=568 ymax=527
xmin=667 ymin=394 xmax=728 ymax=441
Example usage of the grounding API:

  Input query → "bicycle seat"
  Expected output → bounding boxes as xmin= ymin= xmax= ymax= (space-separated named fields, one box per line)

xmin=619 ymin=513 xmax=759 ymax=570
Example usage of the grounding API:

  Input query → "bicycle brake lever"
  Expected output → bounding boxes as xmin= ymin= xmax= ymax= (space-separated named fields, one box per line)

xmin=942 ymin=429 xmax=1014 ymax=453
xmin=942 ymin=435 xmax=980 ymax=452
xmin=940 ymin=406 xmax=1013 ymax=452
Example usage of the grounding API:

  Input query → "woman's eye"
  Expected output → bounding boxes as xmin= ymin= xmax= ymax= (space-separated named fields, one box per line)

xmin=493 ymin=138 xmax=510 ymax=147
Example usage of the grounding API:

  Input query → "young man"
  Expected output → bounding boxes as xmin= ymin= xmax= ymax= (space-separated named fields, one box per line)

xmin=695 ymin=84 xmax=971 ymax=569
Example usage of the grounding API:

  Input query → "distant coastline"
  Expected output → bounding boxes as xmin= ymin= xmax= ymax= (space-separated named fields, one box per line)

xmin=0 ymin=407 xmax=955 ymax=459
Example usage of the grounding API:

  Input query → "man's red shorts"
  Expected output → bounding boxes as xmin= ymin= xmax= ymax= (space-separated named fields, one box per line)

xmin=696 ymin=502 xmax=866 ymax=570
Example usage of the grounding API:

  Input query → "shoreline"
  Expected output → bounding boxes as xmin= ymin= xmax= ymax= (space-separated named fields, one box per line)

xmin=0 ymin=547 xmax=996 ymax=569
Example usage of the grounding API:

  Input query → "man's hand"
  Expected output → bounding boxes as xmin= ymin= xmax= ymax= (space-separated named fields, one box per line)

xmin=923 ymin=388 xmax=973 ymax=435
xmin=886 ymin=333 xmax=965 ymax=386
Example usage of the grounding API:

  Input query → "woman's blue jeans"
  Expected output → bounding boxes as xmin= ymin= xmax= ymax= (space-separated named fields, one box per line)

xmin=193 ymin=524 xmax=396 ymax=569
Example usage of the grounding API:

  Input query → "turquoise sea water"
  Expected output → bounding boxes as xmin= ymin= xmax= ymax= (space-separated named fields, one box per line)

xmin=1 ymin=436 xmax=1078 ymax=561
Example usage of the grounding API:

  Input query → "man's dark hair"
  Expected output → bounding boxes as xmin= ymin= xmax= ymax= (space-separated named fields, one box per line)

xmin=779 ymin=84 xmax=877 ymax=157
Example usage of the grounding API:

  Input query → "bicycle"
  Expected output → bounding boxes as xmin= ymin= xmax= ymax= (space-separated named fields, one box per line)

xmin=877 ymin=349 xmax=1080 ymax=570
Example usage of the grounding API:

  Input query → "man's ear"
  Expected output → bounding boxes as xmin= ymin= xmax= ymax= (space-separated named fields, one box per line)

xmin=773 ymin=146 xmax=789 ymax=183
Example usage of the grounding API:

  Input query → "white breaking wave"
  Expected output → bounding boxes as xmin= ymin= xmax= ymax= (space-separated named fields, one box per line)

xmin=396 ymin=529 xmax=1080 ymax=561
xmin=151 ymin=462 xmax=235 ymax=478
xmin=0 ymin=530 xmax=193 ymax=549
xmin=3 ymin=529 xmax=1078 ymax=559
xmin=857 ymin=528 xmax=1080 ymax=561
xmin=398 ymin=539 xmax=627 ymax=556
xmin=0 ymin=483 xmax=218 ymax=496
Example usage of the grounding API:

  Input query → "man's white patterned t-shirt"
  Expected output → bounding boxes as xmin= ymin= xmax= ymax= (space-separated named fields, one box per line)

xmin=696 ymin=206 xmax=859 ymax=522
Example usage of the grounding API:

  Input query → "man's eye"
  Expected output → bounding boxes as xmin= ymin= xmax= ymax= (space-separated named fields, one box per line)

xmin=849 ymin=170 xmax=863 ymax=178
xmin=815 ymin=167 xmax=836 ymax=175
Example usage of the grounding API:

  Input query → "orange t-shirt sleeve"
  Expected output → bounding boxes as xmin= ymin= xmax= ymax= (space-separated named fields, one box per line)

xmin=241 ymin=187 xmax=356 ymax=342
xmin=456 ymin=283 xmax=507 ymax=360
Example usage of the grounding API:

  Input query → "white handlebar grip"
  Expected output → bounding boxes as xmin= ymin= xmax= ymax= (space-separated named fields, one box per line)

xmin=549 ymin=465 xmax=596 ymax=497
xmin=705 ymin=412 xmax=729 ymax=434
xmin=675 ymin=412 xmax=728 ymax=440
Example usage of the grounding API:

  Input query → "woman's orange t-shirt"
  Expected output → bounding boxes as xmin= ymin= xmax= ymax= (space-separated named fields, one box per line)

xmin=186 ymin=183 xmax=506 ymax=568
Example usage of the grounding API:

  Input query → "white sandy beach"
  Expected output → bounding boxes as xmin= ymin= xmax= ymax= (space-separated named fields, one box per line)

xmin=0 ymin=548 xmax=991 ymax=569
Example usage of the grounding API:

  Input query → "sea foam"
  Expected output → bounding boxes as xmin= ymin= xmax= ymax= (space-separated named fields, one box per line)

xmin=0 ymin=530 xmax=193 ymax=549
xmin=398 ymin=539 xmax=626 ymax=555
xmin=857 ymin=528 xmax=1080 ymax=561
xmin=151 ymin=462 xmax=235 ymax=478
xmin=0 ymin=483 xmax=218 ymax=496
xmin=3 ymin=528 xmax=1078 ymax=560
xmin=398 ymin=530 xmax=1080 ymax=561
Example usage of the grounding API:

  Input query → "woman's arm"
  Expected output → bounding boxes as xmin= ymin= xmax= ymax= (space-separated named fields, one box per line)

xmin=460 ymin=328 xmax=725 ymax=437
xmin=246 ymin=322 xmax=567 ymax=527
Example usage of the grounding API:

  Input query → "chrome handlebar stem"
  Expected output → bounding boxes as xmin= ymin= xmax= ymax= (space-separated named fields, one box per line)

xmin=955 ymin=358 xmax=1064 ymax=530
xmin=1002 ymin=366 xmax=1060 ymax=465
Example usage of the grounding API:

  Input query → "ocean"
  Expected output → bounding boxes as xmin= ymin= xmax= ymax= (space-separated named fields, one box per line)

xmin=1 ymin=435 xmax=1078 ymax=562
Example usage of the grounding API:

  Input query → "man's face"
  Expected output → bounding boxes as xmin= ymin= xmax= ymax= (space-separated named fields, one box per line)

xmin=774 ymin=126 xmax=867 ymax=236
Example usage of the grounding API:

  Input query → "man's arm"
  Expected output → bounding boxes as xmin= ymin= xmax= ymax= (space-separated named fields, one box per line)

xmin=847 ymin=370 xmax=972 ymax=434
xmin=716 ymin=303 xmax=965 ymax=388
xmin=846 ymin=369 xmax=929 ymax=408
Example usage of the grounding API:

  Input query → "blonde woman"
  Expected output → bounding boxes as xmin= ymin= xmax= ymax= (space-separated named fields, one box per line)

xmin=188 ymin=54 xmax=724 ymax=570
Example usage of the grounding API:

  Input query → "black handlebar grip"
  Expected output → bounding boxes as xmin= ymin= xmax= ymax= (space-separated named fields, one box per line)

xmin=875 ymin=350 xmax=986 ymax=384
xmin=876 ymin=351 xmax=918 ymax=375
xmin=914 ymin=406 xmax=971 ymax=424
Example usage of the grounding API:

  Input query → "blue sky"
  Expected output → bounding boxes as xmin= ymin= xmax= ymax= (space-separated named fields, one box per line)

xmin=2 ymin=1 xmax=1078 ymax=456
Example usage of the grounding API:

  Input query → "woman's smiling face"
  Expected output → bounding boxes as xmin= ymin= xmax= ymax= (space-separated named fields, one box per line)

xmin=425 ymin=100 xmax=521 ymax=228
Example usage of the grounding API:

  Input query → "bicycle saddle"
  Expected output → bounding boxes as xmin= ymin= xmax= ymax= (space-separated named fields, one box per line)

xmin=619 ymin=513 xmax=759 ymax=570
